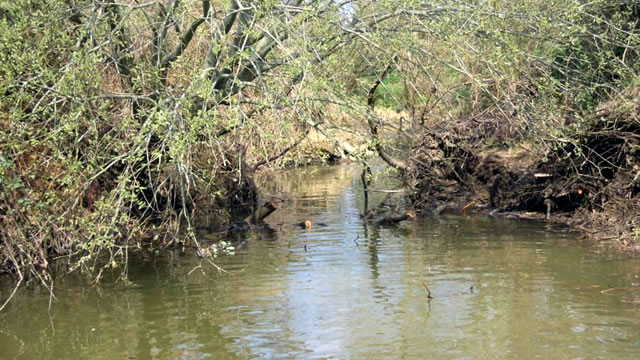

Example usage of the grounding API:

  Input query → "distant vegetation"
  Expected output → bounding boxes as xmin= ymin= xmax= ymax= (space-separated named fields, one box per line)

xmin=1 ymin=1 xmax=639 ymax=303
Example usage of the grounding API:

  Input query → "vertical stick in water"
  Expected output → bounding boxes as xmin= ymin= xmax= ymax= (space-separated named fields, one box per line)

xmin=361 ymin=166 xmax=371 ymax=214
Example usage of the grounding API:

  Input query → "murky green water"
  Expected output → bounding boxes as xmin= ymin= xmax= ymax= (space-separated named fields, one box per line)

xmin=2 ymin=165 xmax=640 ymax=359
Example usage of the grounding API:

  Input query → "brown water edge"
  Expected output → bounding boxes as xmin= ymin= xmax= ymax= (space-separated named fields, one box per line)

xmin=1 ymin=165 xmax=640 ymax=359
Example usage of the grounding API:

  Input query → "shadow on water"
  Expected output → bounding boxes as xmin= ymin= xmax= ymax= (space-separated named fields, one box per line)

xmin=1 ymin=165 xmax=640 ymax=359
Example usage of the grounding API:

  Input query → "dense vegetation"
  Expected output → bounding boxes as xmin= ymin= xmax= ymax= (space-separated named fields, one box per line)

xmin=1 ymin=1 xmax=639 ymax=304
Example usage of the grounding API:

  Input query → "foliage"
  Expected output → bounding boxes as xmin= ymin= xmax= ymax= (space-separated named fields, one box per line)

xmin=1 ymin=0 xmax=640 ymax=303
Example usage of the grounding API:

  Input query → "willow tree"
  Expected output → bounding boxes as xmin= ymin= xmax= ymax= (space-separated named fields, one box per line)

xmin=0 ymin=0 xmax=452 ymax=289
xmin=1 ymin=0 xmax=638 ymax=298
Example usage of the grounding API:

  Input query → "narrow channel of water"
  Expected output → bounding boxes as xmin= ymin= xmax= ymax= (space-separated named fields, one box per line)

xmin=1 ymin=165 xmax=639 ymax=359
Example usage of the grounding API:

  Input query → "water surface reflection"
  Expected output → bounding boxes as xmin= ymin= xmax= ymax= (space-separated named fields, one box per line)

xmin=1 ymin=165 xmax=640 ymax=359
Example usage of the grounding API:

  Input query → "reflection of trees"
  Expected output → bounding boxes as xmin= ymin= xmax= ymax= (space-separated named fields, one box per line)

xmin=5 ymin=165 xmax=639 ymax=358
xmin=255 ymin=166 xmax=358 ymax=227
xmin=363 ymin=223 xmax=379 ymax=280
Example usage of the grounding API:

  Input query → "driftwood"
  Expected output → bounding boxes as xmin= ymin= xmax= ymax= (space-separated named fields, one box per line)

xmin=227 ymin=201 xmax=279 ymax=232
xmin=372 ymin=210 xmax=417 ymax=225
xmin=244 ymin=201 xmax=279 ymax=224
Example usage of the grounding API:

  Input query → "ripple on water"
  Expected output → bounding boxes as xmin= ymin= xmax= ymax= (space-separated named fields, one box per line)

xmin=1 ymin=166 xmax=640 ymax=359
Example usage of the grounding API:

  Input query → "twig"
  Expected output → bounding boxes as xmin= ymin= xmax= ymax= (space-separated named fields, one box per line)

xmin=250 ymin=127 xmax=311 ymax=171
xmin=461 ymin=201 xmax=475 ymax=214
xmin=422 ymin=281 xmax=433 ymax=299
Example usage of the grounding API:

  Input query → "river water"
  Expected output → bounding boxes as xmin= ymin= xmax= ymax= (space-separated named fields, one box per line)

xmin=1 ymin=165 xmax=640 ymax=359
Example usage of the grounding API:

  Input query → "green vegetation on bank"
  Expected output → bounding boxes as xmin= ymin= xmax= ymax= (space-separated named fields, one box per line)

xmin=1 ymin=1 xmax=639 ymax=303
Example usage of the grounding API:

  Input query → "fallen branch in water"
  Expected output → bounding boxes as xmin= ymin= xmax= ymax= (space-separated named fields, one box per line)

xmin=374 ymin=210 xmax=416 ymax=225
xmin=422 ymin=281 xmax=433 ymax=299
xmin=461 ymin=201 xmax=475 ymax=214
xmin=244 ymin=201 xmax=279 ymax=224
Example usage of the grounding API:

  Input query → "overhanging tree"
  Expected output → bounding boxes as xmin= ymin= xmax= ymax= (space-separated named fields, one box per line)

xmin=1 ymin=0 xmax=639 ymax=300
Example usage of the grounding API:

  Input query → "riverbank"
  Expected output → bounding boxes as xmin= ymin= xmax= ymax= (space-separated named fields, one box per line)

xmin=2 ymin=164 xmax=640 ymax=359
xmin=397 ymin=95 xmax=640 ymax=251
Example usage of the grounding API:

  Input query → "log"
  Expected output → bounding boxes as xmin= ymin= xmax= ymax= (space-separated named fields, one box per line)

xmin=374 ymin=210 xmax=416 ymax=225
xmin=432 ymin=203 xmax=449 ymax=216
xmin=244 ymin=201 xmax=278 ymax=224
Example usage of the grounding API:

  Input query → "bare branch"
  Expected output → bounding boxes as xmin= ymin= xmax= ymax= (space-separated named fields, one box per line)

xmin=161 ymin=0 xmax=211 ymax=68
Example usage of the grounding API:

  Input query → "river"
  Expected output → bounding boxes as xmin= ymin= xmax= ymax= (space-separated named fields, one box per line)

xmin=1 ymin=165 xmax=639 ymax=359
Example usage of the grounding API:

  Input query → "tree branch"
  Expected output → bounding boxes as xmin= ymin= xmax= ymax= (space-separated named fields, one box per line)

xmin=161 ymin=0 xmax=211 ymax=68
xmin=205 ymin=0 xmax=241 ymax=69
xmin=366 ymin=56 xmax=408 ymax=172
xmin=249 ymin=126 xmax=311 ymax=171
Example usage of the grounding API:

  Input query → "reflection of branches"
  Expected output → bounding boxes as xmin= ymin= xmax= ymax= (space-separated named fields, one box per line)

xmin=6 ymin=0 xmax=637 ymax=303
xmin=0 ymin=328 xmax=25 ymax=357
xmin=422 ymin=281 xmax=433 ymax=299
